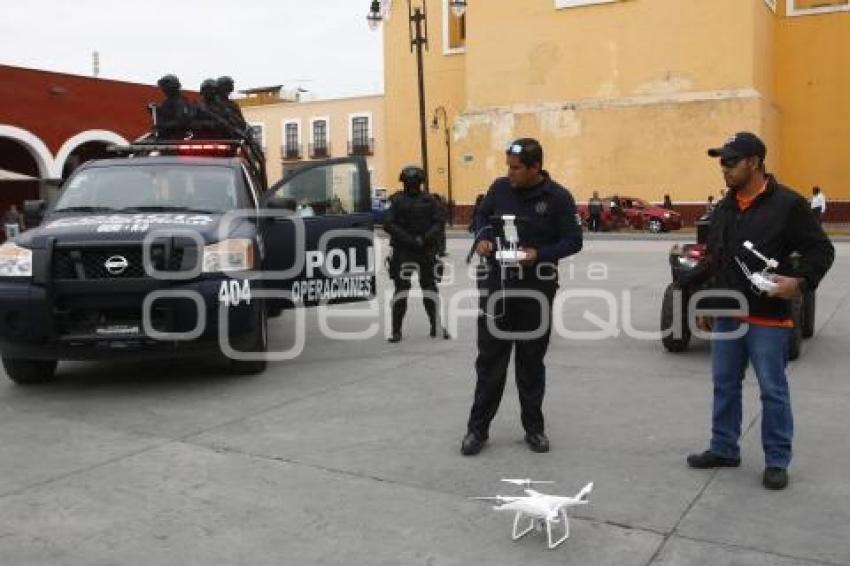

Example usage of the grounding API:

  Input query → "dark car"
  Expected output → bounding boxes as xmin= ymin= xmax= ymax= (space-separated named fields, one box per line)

xmin=0 ymin=140 xmax=375 ymax=384
xmin=578 ymin=196 xmax=683 ymax=232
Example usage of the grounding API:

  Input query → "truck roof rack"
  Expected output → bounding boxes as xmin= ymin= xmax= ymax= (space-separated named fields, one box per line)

xmin=109 ymin=136 xmax=268 ymax=190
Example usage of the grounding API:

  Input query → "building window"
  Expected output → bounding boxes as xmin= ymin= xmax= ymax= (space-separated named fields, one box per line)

xmin=283 ymin=122 xmax=301 ymax=160
xmin=444 ymin=0 xmax=466 ymax=54
xmin=248 ymin=123 xmax=265 ymax=149
xmin=555 ymin=0 xmax=618 ymax=8
xmin=311 ymin=119 xmax=329 ymax=158
xmin=788 ymin=0 xmax=849 ymax=16
xmin=349 ymin=115 xmax=373 ymax=156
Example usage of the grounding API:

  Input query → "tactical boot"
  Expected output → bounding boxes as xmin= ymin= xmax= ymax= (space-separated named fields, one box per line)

xmin=388 ymin=331 xmax=402 ymax=343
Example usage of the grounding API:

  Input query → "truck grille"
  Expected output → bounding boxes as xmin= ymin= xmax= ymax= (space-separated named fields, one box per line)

xmin=53 ymin=247 xmax=186 ymax=280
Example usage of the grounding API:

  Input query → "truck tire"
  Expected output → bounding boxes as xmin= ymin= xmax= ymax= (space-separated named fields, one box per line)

xmin=2 ymin=358 xmax=58 ymax=385
xmin=801 ymin=290 xmax=816 ymax=339
xmin=661 ymin=283 xmax=691 ymax=352
xmin=229 ymin=306 xmax=268 ymax=375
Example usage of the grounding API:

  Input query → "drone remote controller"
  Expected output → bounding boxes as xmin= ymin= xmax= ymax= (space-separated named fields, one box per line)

xmin=739 ymin=241 xmax=779 ymax=294
xmin=749 ymin=272 xmax=778 ymax=293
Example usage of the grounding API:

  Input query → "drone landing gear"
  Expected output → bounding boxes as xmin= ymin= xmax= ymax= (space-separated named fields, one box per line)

xmin=511 ymin=510 xmax=571 ymax=549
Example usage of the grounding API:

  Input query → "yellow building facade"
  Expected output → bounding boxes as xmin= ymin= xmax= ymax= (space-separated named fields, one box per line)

xmin=238 ymin=93 xmax=386 ymax=189
xmin=381 ymin=0 xmax=849 ymax=220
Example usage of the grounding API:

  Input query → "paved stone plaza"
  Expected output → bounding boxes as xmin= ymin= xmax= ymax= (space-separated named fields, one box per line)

xmin=1 ymin=238 xmax=847 ymax=565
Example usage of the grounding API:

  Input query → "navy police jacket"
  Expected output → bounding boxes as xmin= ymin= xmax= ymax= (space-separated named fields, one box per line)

xmin=474 ymin=172 xmax=583 ymax=285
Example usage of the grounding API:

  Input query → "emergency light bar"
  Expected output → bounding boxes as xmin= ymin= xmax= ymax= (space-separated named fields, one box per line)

xmin=108 ymin=141 xmax=241 ymax=157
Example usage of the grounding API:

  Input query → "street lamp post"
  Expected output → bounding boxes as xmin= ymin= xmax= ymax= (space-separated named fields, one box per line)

xmin=368 ymin=0 xmax=466 ymax=194
xmin=431 ymin=105 xmax=453 ymax=226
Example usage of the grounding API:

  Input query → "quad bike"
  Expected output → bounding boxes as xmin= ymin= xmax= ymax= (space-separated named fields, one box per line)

xmin=660 ymin=216 xmax=815 ymax=360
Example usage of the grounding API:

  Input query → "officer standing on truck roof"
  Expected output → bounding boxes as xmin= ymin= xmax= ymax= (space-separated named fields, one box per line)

xmin=154 ymin=74 xmax=193 ymax=140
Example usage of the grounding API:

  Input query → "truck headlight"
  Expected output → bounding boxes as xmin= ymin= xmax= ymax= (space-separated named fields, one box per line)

xmin=0 ymin=243 xmax=33 ymax=277
xmin=664 ymin=212 xmax=671 ymax=219
xmin=202 ymin=239 xmax=255 ymax=273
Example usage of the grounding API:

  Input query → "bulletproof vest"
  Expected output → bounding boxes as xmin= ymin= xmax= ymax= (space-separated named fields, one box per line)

xmin=588 ymin=198 xmax=603 ymax=214
xmin=157 ymin=96 xmax=193 ymax=139
xmin=391 ymin=191 xmax=437 ymax=238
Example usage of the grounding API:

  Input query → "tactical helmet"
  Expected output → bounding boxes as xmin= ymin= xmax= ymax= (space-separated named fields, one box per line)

xmin=217 ymin=76 xmax=235 ymax=93
xmin=399 ymin=165 xmax=425 ymax=185
xmin=157 ymin=74 xmax=181 ymax=90
xmin=200 ymin=79 xmax=218 ymax=94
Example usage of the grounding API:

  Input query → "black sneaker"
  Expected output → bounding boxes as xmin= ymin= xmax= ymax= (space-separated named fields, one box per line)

xmin=763 ymin=467 xmax=789 ymax=490
xmin=686 ymin=450 xmax=741 ymax=469
xmin=461 ymin=431 xmax=487 ymax=456
xmin=525 ymin=432 xmax=550 ymax=453
xmin=388 ymin=332 xmax=402 ymax=343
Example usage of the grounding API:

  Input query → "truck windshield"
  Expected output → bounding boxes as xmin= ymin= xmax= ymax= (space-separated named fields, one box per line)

xmin=53 ymin=165 xmax=239 ymax=214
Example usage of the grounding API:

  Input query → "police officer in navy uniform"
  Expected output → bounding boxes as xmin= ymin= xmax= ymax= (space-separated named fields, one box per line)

xmin=384 ymin=165 xmax=449 ymax=343
xmin=461 ymin=138 xmax=583 ymax=456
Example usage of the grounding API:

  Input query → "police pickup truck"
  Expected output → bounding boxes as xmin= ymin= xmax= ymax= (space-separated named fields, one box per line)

xmin=0 ymin=140 xmax=375 ymax=384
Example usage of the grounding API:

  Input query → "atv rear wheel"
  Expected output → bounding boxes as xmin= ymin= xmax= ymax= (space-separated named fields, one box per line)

xmin=661 ymin=283 xmax=691 ymax=352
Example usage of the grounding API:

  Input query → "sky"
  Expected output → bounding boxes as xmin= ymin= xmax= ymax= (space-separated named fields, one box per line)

xmin=0 ymin=0 xmax=384 ymax=99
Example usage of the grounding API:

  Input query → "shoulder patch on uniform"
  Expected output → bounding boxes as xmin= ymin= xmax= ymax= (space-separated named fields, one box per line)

xmin=575 ymin=213 xmax=583 ymax=226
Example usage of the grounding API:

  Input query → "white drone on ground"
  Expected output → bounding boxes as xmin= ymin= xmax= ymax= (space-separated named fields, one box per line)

xmin=473 ymin=479 xmax=594 ymax=549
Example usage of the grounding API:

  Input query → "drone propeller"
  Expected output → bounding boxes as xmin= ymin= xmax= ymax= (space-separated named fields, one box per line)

xmin=501 ymin=478 xmax=555 ymax=487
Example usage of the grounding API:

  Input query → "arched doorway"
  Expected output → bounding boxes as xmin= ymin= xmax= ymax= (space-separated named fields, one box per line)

xmin=55 ymin=130 xmax=129 ymax=180
xmin=60 ymin=141 xmax=114 ymax=179
xmin=0 ymin=137 xmax=42 ymax=236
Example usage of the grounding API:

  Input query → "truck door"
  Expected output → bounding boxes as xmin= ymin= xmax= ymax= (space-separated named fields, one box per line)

xmin=261 ymin=157 xmax=375 ymax=308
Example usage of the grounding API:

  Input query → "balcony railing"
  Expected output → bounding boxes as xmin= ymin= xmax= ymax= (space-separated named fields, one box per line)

xmin=281 ymin=144 xmax=302 ymax=161
xmin=309 ymin=142 xmax=331 ymax=159
xmin=348 ymin=138 xmax=374 ymax=156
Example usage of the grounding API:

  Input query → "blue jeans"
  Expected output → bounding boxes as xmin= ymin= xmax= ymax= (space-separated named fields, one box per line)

xmin=710 ymin=317 xmax=793 ymax=468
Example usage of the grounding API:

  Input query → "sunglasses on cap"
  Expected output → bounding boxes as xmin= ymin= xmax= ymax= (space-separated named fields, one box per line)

xmin=507 ymin=143 xmax=525 ymax=155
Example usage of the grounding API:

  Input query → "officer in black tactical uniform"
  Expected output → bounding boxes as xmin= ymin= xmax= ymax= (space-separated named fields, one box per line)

xmin=461 ymin=138 xmax=583 ymax=456
xmin=191 ymin=79 xmax=234 ymax=139
xmin=216 ymin=76 xmax=248 ymax=131
xmin=384 ymin=165 xmax=450 ymax=343
xmin=154 ymin=74 xmax=192 ymax=139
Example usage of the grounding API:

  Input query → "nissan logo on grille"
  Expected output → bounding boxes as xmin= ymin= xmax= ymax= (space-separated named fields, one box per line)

xmin=104 ymin=255 xmax=129 ymax=275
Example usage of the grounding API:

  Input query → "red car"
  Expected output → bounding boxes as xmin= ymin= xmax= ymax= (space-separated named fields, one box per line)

xmin=577 ymin=196 xmax=683 ymax=233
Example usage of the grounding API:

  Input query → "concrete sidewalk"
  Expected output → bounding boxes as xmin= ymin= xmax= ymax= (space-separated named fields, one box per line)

xmin=0 ymin=239 xmax=847 ymax=565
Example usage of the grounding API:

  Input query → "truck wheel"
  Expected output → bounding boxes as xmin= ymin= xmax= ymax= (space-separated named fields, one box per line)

xmin=229 ymin=306 xmax=268 ymax=375
xmin=2 ymin=358 xmax=58 ymax=385
xmin=647 ymin=219 xmax=664 ymax=234
xmin=801 ymin=290 xmax=816 ymax=339
xmin=661 ymin=283 xmax=691 ymax=352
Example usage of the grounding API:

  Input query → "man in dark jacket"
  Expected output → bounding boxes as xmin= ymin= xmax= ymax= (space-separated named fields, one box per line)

xmin=383 ymin=165 xmax=449 ymax=343
xmin=461 ymin=138 xmax=583 ymax=456
xmin=686 ymin=132 xmax=834 ymax=490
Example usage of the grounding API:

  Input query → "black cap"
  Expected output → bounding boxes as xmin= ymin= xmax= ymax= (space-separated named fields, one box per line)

xmin=707 ymin=132 xmax=766 ymax=161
